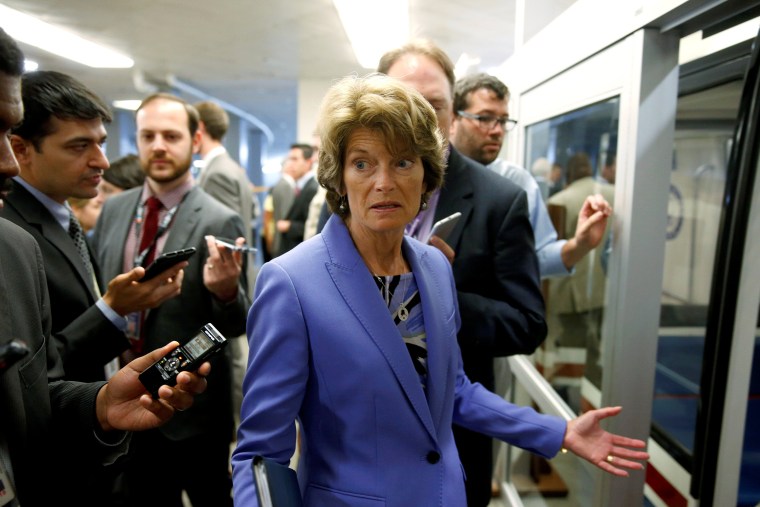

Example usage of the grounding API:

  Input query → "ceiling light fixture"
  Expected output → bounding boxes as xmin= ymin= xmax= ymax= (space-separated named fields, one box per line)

xmin=112 ymin=99 xmax=142 ymax=111
xmin=0 ymin=4 xmax=134 ymax=68
xmin=332 ymin=0 xmax=409 ymax=69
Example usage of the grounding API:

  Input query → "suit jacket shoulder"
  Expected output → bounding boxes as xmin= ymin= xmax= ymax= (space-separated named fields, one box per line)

xmin=0 ymin=219 xmax=119 ymax=506
xmin=434 ymin=147 xmax=546 ymax=380
xmin=200 ymin=153 xmax=254 ymax=241
xmin=1 ymin=182 xmax=129 ymax=382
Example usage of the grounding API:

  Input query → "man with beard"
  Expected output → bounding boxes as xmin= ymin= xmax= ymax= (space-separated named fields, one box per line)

xmin=92 ymin=93 xmax=249 ymax=506
xmin=0 ymin=28 xmax=210 ymax=507
xmin=1 ymin=71 xmax=186 ymax=383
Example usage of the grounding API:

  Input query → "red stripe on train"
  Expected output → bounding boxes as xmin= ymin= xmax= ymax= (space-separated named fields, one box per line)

xmin=646 ymin=462 xmax=688 ymax=507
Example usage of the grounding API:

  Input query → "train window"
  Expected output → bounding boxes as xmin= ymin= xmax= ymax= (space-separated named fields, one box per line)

xmin=652 ymin=80 xmax=741 ymax=471
xmin=525 ymin=96 xmax=619 ymax=413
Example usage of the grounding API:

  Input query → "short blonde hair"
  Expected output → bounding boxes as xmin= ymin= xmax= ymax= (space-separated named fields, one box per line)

xmin=316 ymin=73 xmax=445 ymax=217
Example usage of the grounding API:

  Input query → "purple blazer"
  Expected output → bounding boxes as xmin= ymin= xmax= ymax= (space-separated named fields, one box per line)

xmin=232 ymin=215 xmax=565 ymax=506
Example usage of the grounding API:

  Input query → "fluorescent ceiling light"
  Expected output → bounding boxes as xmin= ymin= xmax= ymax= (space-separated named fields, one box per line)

xmin=0 ymin=4 xmax=134 ymax=68
xmin=333 ymin=0 xmax=409 ymax=69
xmin=24 ymin=59 xmax=38 ymax=72
xmin=112 ymin=99 xmax=142 ymax=111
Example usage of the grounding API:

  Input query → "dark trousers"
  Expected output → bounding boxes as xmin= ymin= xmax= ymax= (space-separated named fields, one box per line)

xmin=454 ymin=425 xmax=493 ymax=507
xmin=111 ymin=429 xmax=232 ymax=507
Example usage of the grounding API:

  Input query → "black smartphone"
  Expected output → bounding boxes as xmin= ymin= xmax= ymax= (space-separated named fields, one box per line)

xmin=140 ymin=247 xmax=197 ymax=282
xmin=139 ymin=323 xmax=227 ymax=398
xmin=425 ymin=212 xmax=462 ymax=243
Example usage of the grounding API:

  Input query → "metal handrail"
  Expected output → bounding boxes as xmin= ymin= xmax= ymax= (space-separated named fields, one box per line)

xmin=507 ymin=355 xmax=577 ymax=422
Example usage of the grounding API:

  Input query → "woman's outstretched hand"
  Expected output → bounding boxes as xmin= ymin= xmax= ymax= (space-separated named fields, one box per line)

xmin=563 ymin=406 xmax=649 ymax=477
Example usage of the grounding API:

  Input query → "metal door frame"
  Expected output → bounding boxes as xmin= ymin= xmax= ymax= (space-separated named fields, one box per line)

xmin=497 ymin=27 xmax=680 ymax=506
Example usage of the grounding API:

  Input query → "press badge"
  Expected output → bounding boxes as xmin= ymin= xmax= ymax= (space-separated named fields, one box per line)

xmin=0 ymin=467 xmax=16 ymax=506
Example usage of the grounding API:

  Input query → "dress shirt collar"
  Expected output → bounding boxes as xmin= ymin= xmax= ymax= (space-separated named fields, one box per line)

xmin=140 ymin=177 xmax=194 ymax=210
xmin=203 ymin=145 xmax=227 ymax=164
xmin=13 ymin=175 xmax=70 ymax=230
xmin=296 ymin=170 xmax=314 ymax=190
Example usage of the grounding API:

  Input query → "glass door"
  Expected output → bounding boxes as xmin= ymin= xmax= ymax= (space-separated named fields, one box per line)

xmin=496 ymin=27 xmax=681 ymax=506
xmin=646 ymin=33 xmax=760 ymax=506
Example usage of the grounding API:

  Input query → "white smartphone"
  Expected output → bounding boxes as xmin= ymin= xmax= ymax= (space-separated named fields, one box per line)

xmin=425 ymin=212 xmax=462 ymax=244
xmin=215 ymin=238 xmax=257 ymax=254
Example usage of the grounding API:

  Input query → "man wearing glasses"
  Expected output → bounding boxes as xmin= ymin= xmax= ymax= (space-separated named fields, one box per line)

xmin=450 ymin=73 xmax=612 ymax=278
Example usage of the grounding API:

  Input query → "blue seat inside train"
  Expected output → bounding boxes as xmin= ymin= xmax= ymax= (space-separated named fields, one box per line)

xmin=652 ymin=328 xmax=760 ymax=506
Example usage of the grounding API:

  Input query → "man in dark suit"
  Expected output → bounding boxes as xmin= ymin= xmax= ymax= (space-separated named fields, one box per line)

xmin=0 ymin=27 xmax=209 ymax=507
xmin=92 ymin=93 xmax=248 ymax=506
xmin=194 ymin=100 xmax=256 ymax=253
xmin=0 ymin=70 xmax=185 ymax=383
xmin=264 ymin=164 xmax=296 ymax=258
xmin=277 ymin=143 xmax=318 ymax=254
xmin=380 ymin=40 xmax=547 ymax=507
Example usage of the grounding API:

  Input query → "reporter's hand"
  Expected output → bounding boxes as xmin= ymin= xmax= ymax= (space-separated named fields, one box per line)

xmin=560 ymin=194 xmax=612 ymax=269
xmin=276 ymin=219 xmax=291 ymax=233
xmin=203 ymin=235 xmax=243 ymax=302
xmin=102 ymin=263 xmax=187 ymax=316
xmin=574 ymin=194 xmax=612 ymax=251
xmin=563 ymin=406 xmax=649 ymax=477
xmin=96 ymin=341 xmax=210 ymax=432
xmin=429 ymin=236 xmax=455 ymax=265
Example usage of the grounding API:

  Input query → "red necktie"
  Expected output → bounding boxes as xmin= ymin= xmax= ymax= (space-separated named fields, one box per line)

xmin=127 ymin=196 xmax=163 ymax=357
xmin=139 ymin=196 xmax=162 ymax=265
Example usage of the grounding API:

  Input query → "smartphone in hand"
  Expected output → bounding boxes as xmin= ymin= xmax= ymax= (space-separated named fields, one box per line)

xmin=214 ymin=238 xmax=257 ymax=254
xmin=425 ymin=212 xmax=462 ymax=244
xmin=140 ymin=247 xmax=197 ymax=282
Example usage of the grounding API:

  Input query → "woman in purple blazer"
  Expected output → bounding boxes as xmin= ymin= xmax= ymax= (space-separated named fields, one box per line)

xmin=231 ymin=74 xmax=647 ymax=506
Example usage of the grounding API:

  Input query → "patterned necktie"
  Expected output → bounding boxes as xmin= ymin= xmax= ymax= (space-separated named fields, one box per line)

xmin=68 ymin=211 xmax=95 ymax=281
xmin=139 ymin=196 xmax=163 ymax=266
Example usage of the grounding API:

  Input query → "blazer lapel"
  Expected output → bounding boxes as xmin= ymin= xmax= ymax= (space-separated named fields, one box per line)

xmin=162 ymin=187 xmax=202 ymax=252
xmin=322 ymin=216 xmax=438 ymax=441
xmin=8 ymin=183 xmax=97 ymax=300
xmin=198 ymin=157 xmax=217 ymax=187
xmin=0 ymin=253 xmax=24 ymax=438
xmin=102 ymin=189 xmax=140 ymax=278
xmin=403 ymin=239 xmax=452 ymax=434
xmin=435 ymin=147 xmax=474 ymax=252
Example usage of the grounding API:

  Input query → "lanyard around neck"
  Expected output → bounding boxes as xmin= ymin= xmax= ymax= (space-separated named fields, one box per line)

xmin=132 ymin=195 xmax=185 ymax=268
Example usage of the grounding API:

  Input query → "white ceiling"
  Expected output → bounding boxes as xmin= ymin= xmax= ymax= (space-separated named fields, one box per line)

xmin=1 ymin=0 xmax=570 ymax=157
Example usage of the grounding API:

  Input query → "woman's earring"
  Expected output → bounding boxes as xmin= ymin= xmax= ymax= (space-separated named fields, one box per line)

xmin=420 ymin=197 xmax=428 ymax=211
xmin=339 ymin=196 xmax=347 ymax=212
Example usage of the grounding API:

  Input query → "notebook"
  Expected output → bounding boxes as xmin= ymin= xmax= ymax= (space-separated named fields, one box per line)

xmin=252 ymin=456 xmax=302 ymax=507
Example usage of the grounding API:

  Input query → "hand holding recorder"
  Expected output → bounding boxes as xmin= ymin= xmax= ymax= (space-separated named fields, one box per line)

xmin=96 ymin=339 xmax=212 ymax=432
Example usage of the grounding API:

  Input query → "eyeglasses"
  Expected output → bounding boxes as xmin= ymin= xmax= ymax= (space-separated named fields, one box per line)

xmin=457 ymin=110 xmax=518 ymax=132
